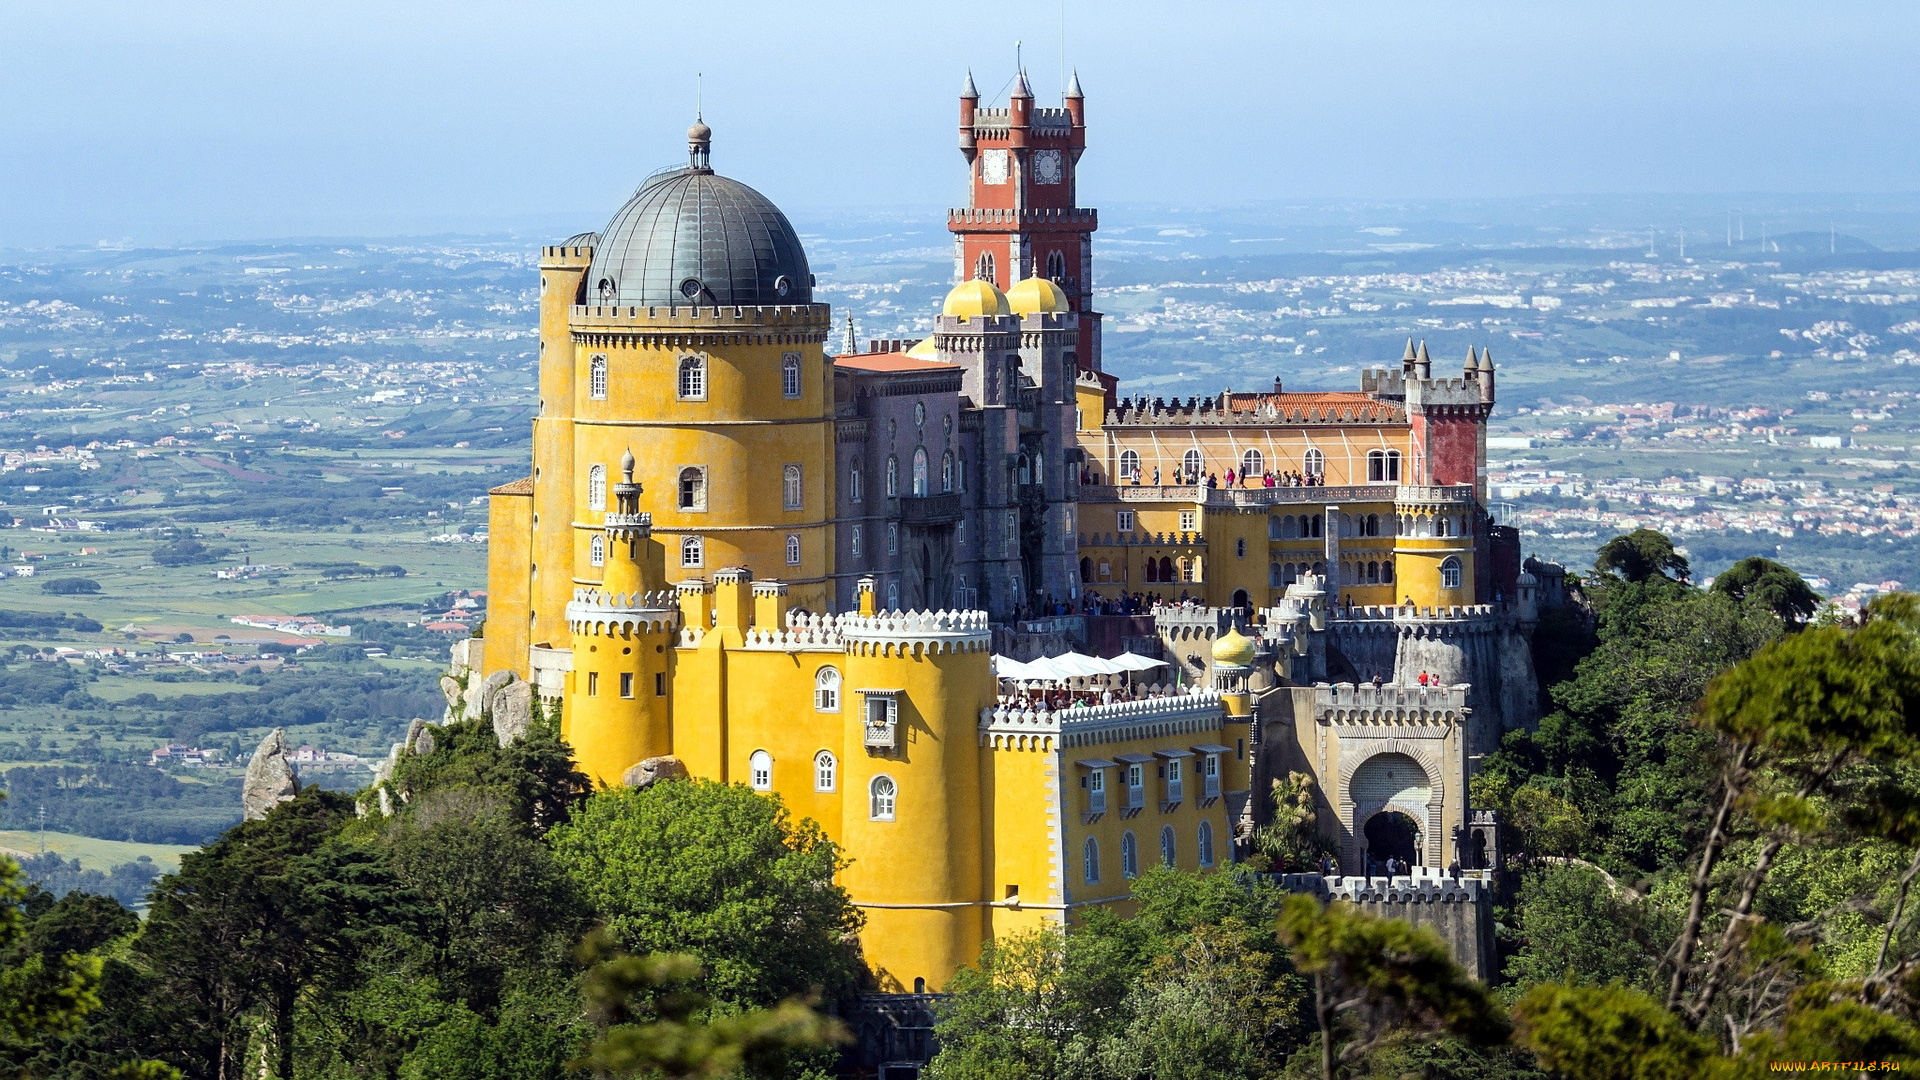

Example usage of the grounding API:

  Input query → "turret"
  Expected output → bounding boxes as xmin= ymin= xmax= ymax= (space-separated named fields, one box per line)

xmin=958 ymin=70 xmax=978 ymax=154
xmin=1415 ymin=340 xmax=1432 ymax=380
xmin=1463 ymin=345 xmax=1480 ymax=380
xmin=1064 ymin=68 xmax=1085 ymax=130
xmin=1479 ymin=347 xmax=1496 ymax=403
xmin=1400 ymin=337 xmax=1417 ymax=375
xmin=1009 ymin=69 xmax=1032 ymax=149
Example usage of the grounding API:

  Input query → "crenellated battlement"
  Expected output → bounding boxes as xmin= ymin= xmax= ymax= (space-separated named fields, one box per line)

xmin=1278 ymin=871 xmax=1490 ymax=903
xmin=979 ymin=689 xmax=1226 ymax=747
xmin=566 ymin=587 xmax=681 ymax=635
xmin=840 ymin=609 xmax=993 ymax=655
xmin=1103 ymin=393 xmax=1404 ymax=427
xmin=1314 ymin=681 xmax=1470 ymax=716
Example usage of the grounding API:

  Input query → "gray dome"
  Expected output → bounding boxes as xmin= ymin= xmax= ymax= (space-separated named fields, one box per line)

xmin=585 ymin=163 xmax=812 ymax=308
xmin=562 ymin=231 xmax=600 ymax=248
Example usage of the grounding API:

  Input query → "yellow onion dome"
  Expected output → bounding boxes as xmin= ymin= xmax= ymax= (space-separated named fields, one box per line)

xmin=1211 ymin=625 xmax=1257 ymax=667
xmin=941 ymin=278 xmax=1010 ymax=318
xmin=1006 ymin=275 xmax=1069 ymax=315
xmin=904 ymin=336 xmax=939 ymax=359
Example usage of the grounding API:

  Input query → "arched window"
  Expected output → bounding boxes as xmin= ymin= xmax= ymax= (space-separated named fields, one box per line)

xmin=1083 ymin=837 xmax=1101 ymax=884
xmin=1241 ymin=449 xmax=1263 ymax=477
xmin=1382 ymin=561 xmax=1395 ymax=584
xmin=1309 ymin=514 xmax=1324 ymax=538
xmin=1270 ymin=562 xmax=1283 ymax=587
xmin=1017 ymin=454 xmax=1031 ymax=485
xmin=850 ymin=524 xmax=862 ymax=557
xmin=1441 ymin=556 xmax=1462 ymax=590
xmin=1182 ymin=448 xmax=1203 ymax=480
xmin=1121 ymin=831 xmax=1139 ymax=879
xmin=677 ymin=467 xmax=706 ymax=511
xmin=589 ymin=534 xmax=605 ymax=567
xmin=677 ymin=354 xmax=706 ymax=400
xmin=886 ymin=581 xmax=899 ymax=610
xmin=1119 ymin=449 xmax=1140 ymax=481
xmin=957 ymin=454 xmax=967 ymax=492
xmin=1144 ymin=558 xmax=1159 ymax=583
xmin=588 ymin=464 xmax=606 ymax=511
xmin=785 ymin=533 xmax=801 ymax=566
xmin=1160 ymin=825 xmax=1177 ymax=867
xmin=784 ymin=464 xmax=803 ymax=510
xmin=870 ymin=775 xmax=896 ymax=820
xmin=588 ymin=355 xmax=608 ymax=400
xmin=1079 ymin=556 xmax=1092 ymax=583
xmin=1366 ymin=560 xmax=1380 ymax=583
xmin=681 ymin=535 xmax=703 ymax=568
xmin=975 ymin=251 xmax=995 ymax=282
xmin=815 ymin=667 xmax=840 ymax=712
xmin=781 ymin=352 xmax=801 ymax=398
xmin=814 ymin=750 xmax=837 ymax=792
xmin=1367 ymin=449 xmax=1387 ymax=483
xmin=1198 ymin=820 xmax=1215 ymax=868
xmin=1385 ymin=450 xmax=1402 ymax=481
xmin=747 ymin=750 xmax=773 ymax=790
xmin=886 ymin=456 xmax=899 ymax=497
xmin=887 ymin=523 xmax=898 ymax=556
xmin=1159 ymin=555 xmax=1175 ymax=582
xmin=912 ymin=449 xmax=929 ymax=496
xmin=1436 ymin=516 xmax=1453 ymax=538
xmin=941 ymin=451 xmax=954 ymax=493
xmin=1365 ymin=513 xmax=1379 ymax=536
xmin=848 ymin=466 xmax=862 ymax=503
xmin=1046 ymin=250 xmax=1067 ymax=281
xmin=1303 ymin=447 xmax=1325 ymax=477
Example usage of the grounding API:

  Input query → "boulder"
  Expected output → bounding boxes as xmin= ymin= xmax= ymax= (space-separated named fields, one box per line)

xmin=242 ymin=728 xmax=300 ymax=821
xmin=622 ymin=755 xmax=689 ymax=789
xmin=439 ymin=674 xmax=463 ymax=709
xmin=491 ymin=678 xmax=535 ymax=746
xmin=405 ymin=718 xmax=436 ymax=758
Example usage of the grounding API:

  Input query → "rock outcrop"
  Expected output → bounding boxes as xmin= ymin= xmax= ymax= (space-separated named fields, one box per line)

xmin=404 ymin=718 xmax=435 ymax=758
xmin=491 ymin=678 xmax=534 ymax=746
xmin=242 ymin=728 xmax=300 ymax=821
xmin=622 ymin=755 xmax=688 ymax=789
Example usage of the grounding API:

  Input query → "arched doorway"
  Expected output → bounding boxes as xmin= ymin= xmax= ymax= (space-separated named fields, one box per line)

xmin=1364 ymin=811 xmax=1421 ymax=871
xmin=1231 ymin=588 xmax=1250 ymax=610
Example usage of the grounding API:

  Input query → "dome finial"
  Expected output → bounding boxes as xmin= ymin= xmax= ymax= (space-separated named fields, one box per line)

xmin=687 ymin=115 xmax=712 ymax=171
xmin=620 ymin=448 xmax=636 ymax=482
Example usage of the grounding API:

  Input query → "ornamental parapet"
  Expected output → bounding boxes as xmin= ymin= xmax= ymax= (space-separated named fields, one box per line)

xmin=1079 ymin=484 xmax=1435 ymax=509
xmin=565 ymin=587 xmax=681 ymax=635
xmin=1277 ymin=871 xmax=1489 ymax=903
xmin=740 ymin=610 xmax=849 ymax=651
xmin=840 ymin=610 xmax=993 ymax=656
xmin=1073 ymin=527 xmax=1207 ymax=548
xmin=1330 ymin=602 xmax=1504 ymax=624
xmin=1313 ymin=682 xmax=1469 ymax=725
xmin=602 ymin=512 xmax=651 ymax=530
xmin=980 ymin=689 xmax=1226 ymax=746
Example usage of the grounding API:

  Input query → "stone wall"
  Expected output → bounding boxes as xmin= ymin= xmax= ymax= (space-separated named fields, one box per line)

xmin=1278 ymin=870 xmax=1496 ymax=980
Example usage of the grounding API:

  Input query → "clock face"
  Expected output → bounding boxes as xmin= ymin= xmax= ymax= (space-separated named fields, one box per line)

xmin=1034 ymin=149 xmax=1064 ymax=186
xmin=981 ymin=149 xmax=1009 ymax=186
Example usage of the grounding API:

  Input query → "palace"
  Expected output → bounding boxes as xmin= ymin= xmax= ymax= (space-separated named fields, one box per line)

xmin=462 ymin=70 xmax=1543 ymax=1006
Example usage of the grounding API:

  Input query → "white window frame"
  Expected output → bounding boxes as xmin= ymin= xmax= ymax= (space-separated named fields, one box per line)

xmin=1121 ymin=830 xmax=1139 ymax=879
xmin=781 ymin=352 xmax=802 ymax=398
xmin=749 ymin=749 xmax=772 ymax=791
xmin=785 ymin=533 xmax=801 ymax=566
xmin=869 ymin=775 xmax=897 ymax=821
xmin=678 ymin=466 xmax=707 ymax=512
xmin=814 ymin=750 xmax=837 ymax=792
xmin=783 ymin=464 xmax=803 ymax=510
xmin=1179 ymin=509 xmax=1196 ymax=532
xmin=588 ymin=464 xmax=606 ymax=511
xmin=1303 ymin=447 xmax=1325 ymax=477
xmin=912 ymin=448 xmax=928 ymax=496
xmin=1119 ymin=449 xmax=1140 ymax=481
xmin=1441 ymin=556 xmax=1462 ymax=590
xmin=1160 ymin=824 xmax=1177 ymax=868
xmin=589 ymin=534 xmax=605 ymax=567
xmin=588 ymin=354 xmax=608 ymax=400
xmin=887 ymin=523 xmax=898 ymax=556
xmin=1198 ymin=820 xmax=1215 ymax=868
xmin=1241 ymin=449 xmax=1262 ymax=477
xmin=677 ymin=354 xmax=707 ymax=400
xmin=814 ymin=667 xmax=841 ymax=712
xmin=886 ymin=456 xmax=899 ymax=497
xmin=848 ymin=466 xmax=862 ymax=503
xmin=681 ymin=535 xmax=704 ymax=568
xmin=941 ymin=451 xmax=954 ymax=493
xmin=851 ymin=525 xmax=862 ymax=557
xmin=1117 ymin=509 xmax=1136 ymax=532
xmin=1083 ymin=837 xmax=1100 ymax=884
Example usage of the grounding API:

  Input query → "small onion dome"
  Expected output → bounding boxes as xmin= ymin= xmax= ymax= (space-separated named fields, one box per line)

xmin=687 ymin=119 xmax=711 ymax=143
xmin=1211 ymin=625 xmax=1257 ymax=667
xmin=904 ymin=336 xmax=939 ymax=359
xmin=1006 ymin=275 xmax=1068 ymax=315
xmin=941 ymin=278 xmax=1010 ymax=318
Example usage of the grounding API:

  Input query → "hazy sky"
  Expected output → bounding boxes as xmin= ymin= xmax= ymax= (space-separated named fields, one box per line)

xmin=3 ymin=0 xmax=1915 ymax=244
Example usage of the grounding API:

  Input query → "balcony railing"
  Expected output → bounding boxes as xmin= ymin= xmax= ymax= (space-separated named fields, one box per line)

xmin=1080 ymin=483 xmax=1475 ymax=509
xmin=1087 ymin=788 xmax=1107 ymax=815
xmin=899 ymin=492 xmax=963 ymax=525
xmin=1203 ymin=773 xmax=1221 ymax=801
xmin=1124 ymin=785 xmax=1145 ymax=812
xmin=1162 ymin=780 xmax=1183 ymax=810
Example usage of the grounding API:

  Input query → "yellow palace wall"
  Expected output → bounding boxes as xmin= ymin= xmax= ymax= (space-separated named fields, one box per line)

xmin=1094 ymin=425 xmax=1410 ymax=486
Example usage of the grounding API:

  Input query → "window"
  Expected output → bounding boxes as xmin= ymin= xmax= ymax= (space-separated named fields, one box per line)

xmin=783 ymin=464 xmax=803 ymax=510
xmin=1303 ymin=447 xmax=1325 ymax=477
xmin=814 ymin=750 xmax=837 ymax=792
xmin=588 ymin=465 xmax=606 ymax=511
xmin=886 ymin=581 xmax=899 ymax=610
xmin=975 ymin=251 xmax=995 ymax=282
xmin=851 ymin=525 xmax=862 ymax=557
xmin=912 ymin=448 xmax=928 ymax=496
xmin=1083 ymin=837 xmax=1101 ymax=884
xmin=886 ymin=456 xmax=899 ymax=497
xmin=589 ymin=354 xmax=608 ymax=400
xmin=781 ymin=352 xmax=801 ymax=398
xmin=1179 ymin=509 xmax=1196 ymax=532
xmin=1121 ymin=831 xmax=1139 ymax=879
xmin=1117 ymin=509 xmax=1135 ymax=532
xmin=888 ymin=523 xmax=898 ymax=556
xmin=1127 ymin=763 xmax=1144 ymax=794
xmin=589 ymin=534 xmax=605 ymax=567
xmin=870 ymin=775 xmax=897 ymax=821
xmin=941 ymin=451 xmax=954 ymax=493
xmin=1119 ymin=449 xmax=1140 ymax=481
xmin=586 ymin=671 xmax=598 ymax=696
xmin=1235 ymin=538 xmax=1247 ymax=558
xmin=1241 ymin=449 xmax=1263 ymax=477
xmin=957 ymin=454 xmax=967 ymax=492
xmin=815 ymin=667 xmax=840 ymax=712
xmin=785 ymin=533 xmax=801 ymax=565
xmin=749 ymin=750 xmax=772 ymax=791
xmin=1046 ymin=250 xmax=1067 ymax=280
xmin=956 ymin=520 xmax=966 ymax=547
xmin=620 ymin=672 xmax=633 ymax=698
xmin=1441 ymin=556 xmax=1462 ymax=590
xmin=678 ymin=467 xmax=707 ymax=511
xmin=1182 ymin=448 xmax=1203 ymax=480
xmin=1382 ymin=561 xmax=1395 ymax=584
xmin=677 ymin=354 xmax=706 ymax=400
xmin=1362 ymin=513 xmax=1379 ymax=537
xmin=1160 ymin=825 xmax=1177 ymax=868
xmin=1435 ymin=516 xmax=1453 ymax=538
xmin=1198 ymin=820 xmax=1215 ymax=868
xmin=1367 ymin=449 xmax=1403 ymax=483
xmin=681 ymin=535 xmax=704 ymax=568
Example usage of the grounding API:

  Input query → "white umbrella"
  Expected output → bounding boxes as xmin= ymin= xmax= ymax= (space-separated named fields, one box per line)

xmin=1110 ymin=652 xmax=1170 ymax=671
xmin=1047 ymin=653 xmax=1112 ymax=679
xmin=993 ymin=655 xmax=1040 ymax=680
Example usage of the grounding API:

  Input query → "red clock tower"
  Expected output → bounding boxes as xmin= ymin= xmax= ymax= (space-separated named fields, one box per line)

xmin=952 ymin=68 xmax=1103 ymax=373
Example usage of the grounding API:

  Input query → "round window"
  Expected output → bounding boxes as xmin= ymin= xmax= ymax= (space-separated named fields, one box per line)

xmin=679 ymin=278 xmax=703 ymax=299
xmin=774 ymin=274 xmax=792 ymax=298
xmin=915 ymin=402 xmax=926 ymax=428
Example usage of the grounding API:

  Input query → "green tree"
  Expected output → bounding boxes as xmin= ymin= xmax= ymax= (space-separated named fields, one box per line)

xmin=924 ymin=929 xmax=1085 ymax=1080
xmin=1593 ymin=529 xmax=1689 ymax=584
xmin=1503 ymin=863 xmax=1663 ymax=992
xmin=1275 ymin=895 xmax=1508 ymax=1080
xmin=382 ymin=714 xmax=590 ymax=834
xmin=1709 ymin=556 xmax=1822 ymax=624
xmin=1511 ymin=983 xmax=1715 ymax=1080
xmin=548 ymin=779 xmax=860 ymax=1008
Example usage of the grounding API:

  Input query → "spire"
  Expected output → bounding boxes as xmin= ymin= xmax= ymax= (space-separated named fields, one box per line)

xmin=1065 ymin=68 xmax=1083 ymax=99
xmin=1012 ymin=68 xmax=1033 ymax=99
xmin=841 ymin=311 xmax=857 ymax=356
xmin=1401 ymin=337 xmax=1417 ymax=373
xmin=1415 ymin=340 xmax=1432 ymax=378
xmin=1465 ymin=345 xmax=1479 ymax=373
xmin=961 ymin=69 xmax=979 ymax=99
xmin=1480 ymin=346 xmax=1494 ymax=372
xmin=620 ymin=448 xmax=636 ymax=483
xmin=1417 ymin=340 xmax=1431 ymax=365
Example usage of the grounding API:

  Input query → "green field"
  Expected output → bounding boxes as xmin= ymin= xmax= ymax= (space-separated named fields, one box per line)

xmin=0 ymin=829 xmax=195 ymax=873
